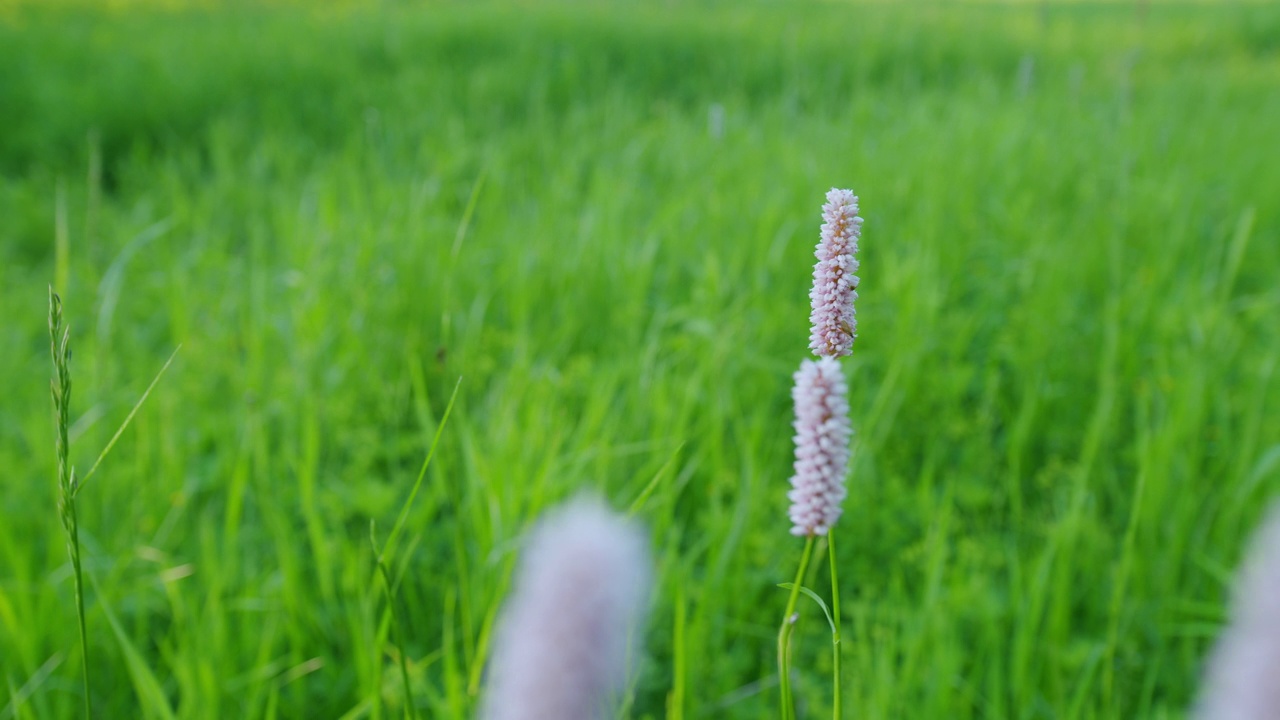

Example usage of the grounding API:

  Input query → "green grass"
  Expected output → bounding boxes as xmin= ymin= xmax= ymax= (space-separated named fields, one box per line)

xmin=2 ymin=1 xmax=1280 ymax=717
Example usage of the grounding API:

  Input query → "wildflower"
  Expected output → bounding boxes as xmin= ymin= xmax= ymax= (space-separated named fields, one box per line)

xmin=480 ymin=496 xmax=652 ymax=720
xmin=1195 ymin=500 xmax=1280 ymax=720
xmin=809 ymin=188 xmax=862 ymax=358
xmin=787 ymin=357 xmax=852 ymax=536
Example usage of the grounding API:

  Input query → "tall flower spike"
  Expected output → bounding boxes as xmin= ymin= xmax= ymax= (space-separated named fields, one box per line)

xmin=787 ymin=357 xmax=852 ymax=536
xmin=809 ymin=188 xmax=862 ymax=358
xmin=480 ymin=495 xmax=652 ymax=720
xmin=1194 ymin=500 xmax=1280 ymax=720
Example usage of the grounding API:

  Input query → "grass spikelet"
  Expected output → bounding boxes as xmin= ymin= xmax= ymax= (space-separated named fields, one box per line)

xmin=48 ymin=288 xmax=90 ymax=718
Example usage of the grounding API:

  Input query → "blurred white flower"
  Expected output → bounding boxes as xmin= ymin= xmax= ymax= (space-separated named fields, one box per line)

xmin=1195 ymin=500 xmax=1280 ymax=720
xmin=480 ymin=496 xmax=652 ymax=720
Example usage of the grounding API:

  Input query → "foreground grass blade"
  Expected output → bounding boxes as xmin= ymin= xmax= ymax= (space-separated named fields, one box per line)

xmin=88 ymin=572 xmax=177 ymax=720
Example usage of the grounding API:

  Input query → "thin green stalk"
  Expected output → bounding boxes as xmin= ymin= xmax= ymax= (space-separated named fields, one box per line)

xmin=49 ymin=289 xmax=90 ymax=718
xmin=828 ymin=530 xmax=843 ymax=720
xmin=778 ymin=535 xmax=815 ymax=720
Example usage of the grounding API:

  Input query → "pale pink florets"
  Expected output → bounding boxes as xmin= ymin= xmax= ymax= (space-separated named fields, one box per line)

xmin=480 ymin=496 xmax=652 ymax=720
xmin=809 ymin=188 xmax=862 ymax=358
xmin=787 ymin=357 xmax=852 ymax=537
xmin=1194 ymin=500 xmax=1280 ymax=720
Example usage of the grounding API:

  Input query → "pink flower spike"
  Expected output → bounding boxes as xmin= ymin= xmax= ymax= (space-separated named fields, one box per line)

xmin=1194 ymin=500 xmax=1280 ymax=720
xmin=787 ymin=357 xmax=852 ymax=537
xmin=480 ymin=496 xmax=652 ymax=720
xmin=809 ymin=188 xmax=862 ymax=358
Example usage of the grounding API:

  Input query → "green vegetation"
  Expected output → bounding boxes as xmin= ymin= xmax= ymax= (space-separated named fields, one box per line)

xmin=2 ymin=1 xmax=1279 ymax=717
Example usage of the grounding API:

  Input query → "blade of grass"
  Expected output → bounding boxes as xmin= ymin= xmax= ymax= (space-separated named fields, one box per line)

xmin=375 ymin=376 xmax=463 ymax=564
xmin=75 ymin=344 xmax=182 ymax=495
xmin=451 ymin=166 xmax=489 ymax=261
xmin=627 ymin=442 xmax=685 ymax=516
xmin=88 ymin=572 xmax=177 ymax=720
xmin=0 ymin=652 xmax=65 ymax=720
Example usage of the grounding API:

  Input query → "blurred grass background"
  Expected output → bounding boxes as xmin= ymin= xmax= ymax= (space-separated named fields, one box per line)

xmin=2 ymin=1 xmax=1279 ymax=718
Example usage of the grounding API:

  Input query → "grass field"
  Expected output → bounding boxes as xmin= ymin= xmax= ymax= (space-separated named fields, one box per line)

xmin=3 ymin=1 xmax=1280 ymax=718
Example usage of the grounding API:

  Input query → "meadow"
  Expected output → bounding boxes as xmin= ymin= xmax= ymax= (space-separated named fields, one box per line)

xmin=2 ymin=1 xmax=1280 ymax=717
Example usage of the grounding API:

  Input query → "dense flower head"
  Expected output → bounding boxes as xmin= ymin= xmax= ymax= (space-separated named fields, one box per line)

xmin=787 ymin=357 xmax=852 ymax=536
xmin=1194 ymin=500 xmax=1280 ymax=720
xmin=479 ymin=496 xmax=652 ymax=720
xmin=809 ymin=188 xmax=862 ymax=358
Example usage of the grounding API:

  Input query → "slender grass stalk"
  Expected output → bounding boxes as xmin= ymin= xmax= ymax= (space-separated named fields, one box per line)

xmin=828 ymin=530 xmax=843 ymax=720
xmin=369 ymin=376 xmax=461 ymax=717
xmin=777 ymin=535 xmax=815 ymax=720
xmin=48 ymin=288 xmax=90 ymax=718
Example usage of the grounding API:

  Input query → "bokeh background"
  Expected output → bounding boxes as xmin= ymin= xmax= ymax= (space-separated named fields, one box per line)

xmin=2 ymin=1 xmax=1279 ymax=718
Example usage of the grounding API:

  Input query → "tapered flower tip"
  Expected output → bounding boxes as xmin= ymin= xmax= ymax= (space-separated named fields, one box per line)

xmin=479 ymin=495 xmax=652 ymax=720
xmin=1195 ymin=500 xmax=1280 ymax=720
xmin=809 ymin=188 xmax=862 ymax=358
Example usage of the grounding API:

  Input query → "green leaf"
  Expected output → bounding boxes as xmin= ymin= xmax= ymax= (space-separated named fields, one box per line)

xmin=777 ymin=583 xmax=836 ymax=636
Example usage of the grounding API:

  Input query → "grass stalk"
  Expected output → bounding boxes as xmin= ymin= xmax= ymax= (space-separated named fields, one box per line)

xmin=778 ymin=535 xmax=815 ymax=720
xmin=49 ymin=289 xmax=90 ymax=718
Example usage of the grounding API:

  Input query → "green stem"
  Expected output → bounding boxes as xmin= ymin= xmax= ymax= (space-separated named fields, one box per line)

xmin=829 ymin=530 xmax=843 ymax=720
xmin=69 ymin=501 xmax=90 ymax=719
xmin=778 ymin=535 xmax=815 ymax=720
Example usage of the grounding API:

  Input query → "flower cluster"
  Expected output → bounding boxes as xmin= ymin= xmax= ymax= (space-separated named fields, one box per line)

xmin=789 ymin=188 xmax=860 ymax=537
xmin=808 ymin=188 xmax=862 ymax=359
xmin=787 ymin=357 xmax=853 ymax=536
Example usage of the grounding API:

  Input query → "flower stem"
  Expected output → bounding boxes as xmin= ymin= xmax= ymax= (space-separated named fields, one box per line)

xmin=829 ymin=529 xmax=843 ymax=720
xmin=778 ymin=535 xmax=815 ymax=720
